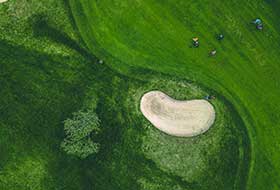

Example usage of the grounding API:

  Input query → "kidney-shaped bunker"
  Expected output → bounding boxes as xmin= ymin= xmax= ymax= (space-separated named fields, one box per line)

xmin=140 ymin=91 xmax=216 ymax=137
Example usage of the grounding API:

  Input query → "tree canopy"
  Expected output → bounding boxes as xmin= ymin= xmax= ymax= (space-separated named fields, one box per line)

xmin=61 ymin=110 xmax=101 ymax=159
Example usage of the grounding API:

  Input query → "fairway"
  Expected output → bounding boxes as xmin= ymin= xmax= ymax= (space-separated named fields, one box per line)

xmin=0 ymin=0 xmax=280 ymax=190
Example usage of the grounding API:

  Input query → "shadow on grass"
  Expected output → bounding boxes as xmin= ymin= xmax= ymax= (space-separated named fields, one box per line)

xmin=30 ymin=14 xmax=98 ymax=62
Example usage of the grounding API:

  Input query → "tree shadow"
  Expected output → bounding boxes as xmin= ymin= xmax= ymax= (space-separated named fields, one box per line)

xmin=30 ymin=14 xmax=98 ymax=63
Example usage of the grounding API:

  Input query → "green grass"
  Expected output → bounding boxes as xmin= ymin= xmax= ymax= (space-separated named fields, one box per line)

xmin=68 ymin=0 xmax=280 ymax=189
xmin=126 ymin=77 xmax=249 ymax=190
xmin=0 ymin=0 xmax=279 ymax=189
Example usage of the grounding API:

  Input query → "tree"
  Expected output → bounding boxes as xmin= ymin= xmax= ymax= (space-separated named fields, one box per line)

xmin=61 ymin=110 xmax=101 ymax=159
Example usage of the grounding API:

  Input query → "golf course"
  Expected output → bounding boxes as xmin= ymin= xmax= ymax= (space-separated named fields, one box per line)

xmin=0 ymin=0 xmax=280 ymax=189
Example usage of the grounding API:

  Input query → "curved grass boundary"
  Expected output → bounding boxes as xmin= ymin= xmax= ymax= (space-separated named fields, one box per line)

xmin=66 ymin=1 xmax=264 ymax=188
xmin=0 ymin=3 xmax=252 ymax=187
xmin=124 ymin=72 xmax=251 ymax=190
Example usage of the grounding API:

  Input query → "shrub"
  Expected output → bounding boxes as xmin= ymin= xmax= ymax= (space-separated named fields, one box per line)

xmin=61 ymin=110 xmax=101 ymax=159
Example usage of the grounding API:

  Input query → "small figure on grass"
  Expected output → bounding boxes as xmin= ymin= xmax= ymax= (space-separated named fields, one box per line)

xmin=204 ymin=95 xmax=216 ymax=101
xmin=256 ymin=24 xmax=263 ymax=30
xmin=209 ymin=49 xmax=217 ymax=57
xmin=98 ymin=60 xmax=104 ymax=64
xmin=217 ymin=34 xmax=224 ymax=41
xmin=252 ymin=18 xmax=263 ymax=30
xmin=192 ymin=37 xmax=199 ymax=47
xmin=252 ymin=18 xmax=262 ymax=25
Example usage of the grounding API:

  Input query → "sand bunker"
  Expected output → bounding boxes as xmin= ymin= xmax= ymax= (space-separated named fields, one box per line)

xmin=0 ymin=0 xmax=8 ymax=3
xmin=140 ymin=91 xmax=216 ymax=137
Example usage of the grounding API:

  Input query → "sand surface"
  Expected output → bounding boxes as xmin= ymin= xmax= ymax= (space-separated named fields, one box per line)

xmin=140 ymin=91 xmax=216 ymax=137
xmin=0 ymin=0 xmax=8 ymax=3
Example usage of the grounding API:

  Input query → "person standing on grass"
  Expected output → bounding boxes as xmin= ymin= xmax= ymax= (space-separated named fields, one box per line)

xmin=217 ymin=34 xmax=224 ymax=40
xmin=192 ymin=37 xmax=199 ymax=47
xmin=209 ymin=49 xmax=217 ymax=56
xmin=253 ymin=18 xmax=262 ymax=25
xmin=252 ymin=18 xmax=263 ymax=30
